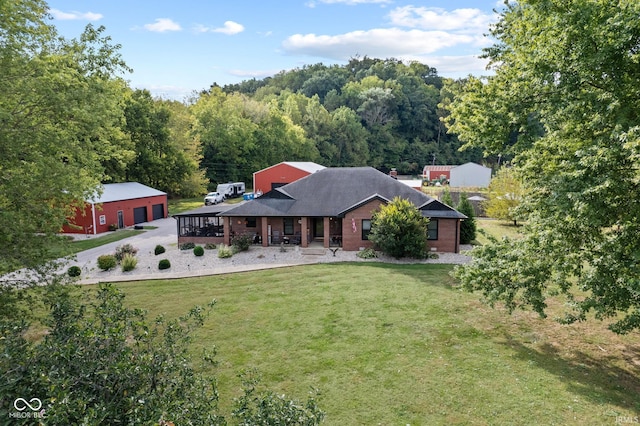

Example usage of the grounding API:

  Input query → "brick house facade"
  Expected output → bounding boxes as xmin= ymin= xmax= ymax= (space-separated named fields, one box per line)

xmin=176 ymin=167 xmax=466 ymax=253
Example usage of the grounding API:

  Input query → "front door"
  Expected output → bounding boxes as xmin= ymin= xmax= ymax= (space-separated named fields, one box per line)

xmin=313 ymin=217 xmax=324 ymax=239
xmin=117 ymin=210 xmax=124 ymax=229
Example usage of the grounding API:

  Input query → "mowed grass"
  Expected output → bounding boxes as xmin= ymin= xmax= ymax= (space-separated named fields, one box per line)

xmin=101 ymin=263 xmax=640 ymax=425
xmin=475 ymin=217 xmax=524 ymax=245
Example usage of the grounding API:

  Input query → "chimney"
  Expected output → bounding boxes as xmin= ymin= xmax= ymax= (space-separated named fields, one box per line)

xmin=389 ymin=168 xmax=398 ymax=179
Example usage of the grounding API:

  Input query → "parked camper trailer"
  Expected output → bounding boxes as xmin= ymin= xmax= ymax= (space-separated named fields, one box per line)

xmin=216 ymin=182 xmax=245 ymax=199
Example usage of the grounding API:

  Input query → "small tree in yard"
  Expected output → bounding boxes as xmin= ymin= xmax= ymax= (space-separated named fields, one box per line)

xmin=457 ymin=193 xmax=477 ymax=244
xmin=368 ymin=197 xmax=430 ymax=259
xmin=483 ymin=167 xmax=523 ymax=226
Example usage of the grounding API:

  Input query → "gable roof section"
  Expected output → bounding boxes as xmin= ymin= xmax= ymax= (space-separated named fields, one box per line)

xmin=224 ymin=167 xmax=466 ymax=219
xmin=254 ymin=161 xmax=326 ymax=176
xmin=419 ymin=199 xmax=467 ymax=219
xmin=88 ymin=182 xmax=166 ymax=204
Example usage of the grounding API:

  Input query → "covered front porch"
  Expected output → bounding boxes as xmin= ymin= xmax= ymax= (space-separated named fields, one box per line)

xmin=222 ymin=216 xmax=343 ymax=248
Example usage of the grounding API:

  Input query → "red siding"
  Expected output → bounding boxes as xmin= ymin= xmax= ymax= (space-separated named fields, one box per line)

xmin=253 ymin=164 xmax=312 ymax=195
xmin=62 ymin=195 xmax=167 ymax=234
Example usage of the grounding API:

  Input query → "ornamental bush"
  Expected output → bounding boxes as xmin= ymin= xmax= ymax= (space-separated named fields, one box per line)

xmin=193 ymin=245 xmax=204 ymax=256
xmin=231 ymin=234 xmax=252 ymax=253
xmin=180 ymin=242 xmax=195 ymax=250
xmin=67 ymin=266 xmax=81 ymax=277
xmin=121 ymin=254 xmax=138 ymax=272
xmin=158 ymin=259 xmax=171 ymax=270
xmin=368 ymin=197 xmax=430 ymax=259
xmin=356 ymin=248 xmax=378 ymax=259
xmin=115 ymin=243 xmax=138 ymax=262
xmin=217 ymin=244 xmax=233 ymax=259
xmin=154 ymin=244 xmax=166 ymax=255
xmin=97 ymin=254 xmax=117 ymax=271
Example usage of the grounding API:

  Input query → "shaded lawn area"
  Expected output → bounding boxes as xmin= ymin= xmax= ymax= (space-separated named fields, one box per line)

xmin=168 ymin=197 xmax=203 ymax=215
xmin=475 ymin=217 xmax=524 ymax=245
xmin=98 ymin=263 xmax=640 ymax=425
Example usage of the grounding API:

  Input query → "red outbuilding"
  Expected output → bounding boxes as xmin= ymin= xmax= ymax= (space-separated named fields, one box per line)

xmin=422 ymin=165 xmax=455 ymax=182
xmin=253 ymin=162 xmax=325 ymax=196
xmin=62 ymin=182 xmax=168 ymax=235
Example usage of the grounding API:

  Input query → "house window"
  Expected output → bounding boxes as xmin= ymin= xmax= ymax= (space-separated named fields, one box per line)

xmin=427 ymin=219 xmax=438 ymax=240
xmin=362 ymin=219 xmax=371 ymax=240
xmin=246 ymin=217 xmax=257 ymax=228
xmin=99 ymin=215 xmax=106 ymax=225
xmin=283 ymin=218 xmax=294 ymax=235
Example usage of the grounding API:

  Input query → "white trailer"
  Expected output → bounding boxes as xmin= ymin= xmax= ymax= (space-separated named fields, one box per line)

xmin=216 ymin=182 xmax=245 ymax=199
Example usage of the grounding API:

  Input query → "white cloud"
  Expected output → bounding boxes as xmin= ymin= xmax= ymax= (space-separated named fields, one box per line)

xmin=143 ymin=18 xmax=182 ymax=33
xmin=283 ymin=28 xmax=473 ymax=60
xmin=193 ymin=21 xmax=244 ymax=35
xmin=50 ymin=9 xmax=102 ymax=21
xmin=214 ymin=21 xmax=245 ymax=35
xmin=388 ymin=6 xmax=494 ymax=32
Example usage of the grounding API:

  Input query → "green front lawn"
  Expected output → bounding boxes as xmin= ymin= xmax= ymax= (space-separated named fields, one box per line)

xmin=102 ymin=263 xmax=640 ymax=425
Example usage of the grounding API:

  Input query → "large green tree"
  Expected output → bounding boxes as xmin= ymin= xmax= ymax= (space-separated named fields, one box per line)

xmin=447 ymin=0 xmax=640 ymax=333
xmin=123 ymin=89 xmax=196 ymax=196
xmin=0 ymin=0 xmax=131 ymax=272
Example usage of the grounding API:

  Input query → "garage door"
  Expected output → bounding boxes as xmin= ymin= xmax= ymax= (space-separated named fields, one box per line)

xmin=133 ymin=206 xmax=147 ymax=224
xmin=152 ymin=203 xmax=164 ymax=220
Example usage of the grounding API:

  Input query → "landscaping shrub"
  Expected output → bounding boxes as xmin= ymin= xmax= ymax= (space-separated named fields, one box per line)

xmin=67 ymin=266 xmax=81 ymax=277
xmin=356 ymin=248 xmax=378 ymax=259
xmin=97 ymin=254 xmax=117 ymax=271
xmin=115 ymin=243 xmax=138 ymax=262
xmin=108 ymin=223 xmax=118 ymax=231
xmin=204 ymin=243 xmax=217 ymax=250
xmin=217 ymin=244 xmax=233 ymax=258
xmin=154 ymin=244 xmax=166 ymax=255
xmin=158 ymin=259 xmax=171 ymax=270
xmin=368 ymin=197 xmax=429 ymax=259
xmin=193 ymin=245 xmax=204 ymax=256
xmin=232 ymin=234 xmax=252 ymax=253
xmin=121 ymin=254 xmax=138 ymax=272
xmin=180 ymin=242 xmax=195 ymax=250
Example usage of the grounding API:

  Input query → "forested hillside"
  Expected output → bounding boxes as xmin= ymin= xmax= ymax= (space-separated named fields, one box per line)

xmin=198 ymin=57 xmax=485 ymax=185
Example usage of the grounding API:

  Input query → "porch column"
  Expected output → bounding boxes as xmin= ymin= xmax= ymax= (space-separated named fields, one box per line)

xmin=323 ymin=216 xmax=331 ymax=248
xmin=223 ymin=216 xmax=231 ymax=246
xmin=300 ymin=217 xmax=309 ymax=247
xmin=261 ymin=217 xmax=268 ymax=247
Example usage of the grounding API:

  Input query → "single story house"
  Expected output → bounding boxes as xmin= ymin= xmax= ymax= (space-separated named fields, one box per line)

xmin=62 ymin=182 xmax=167 ymax=235
xmin=175 ymin=167 xmax=467 ymax=253
xmin=253 ymin=161 xmax=325 ymax=196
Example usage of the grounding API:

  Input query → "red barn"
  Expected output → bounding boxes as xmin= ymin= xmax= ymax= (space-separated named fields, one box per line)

xmin=253 ymin=162 xmax=325 ymax=196
xmin=63 ymin=182 xmax=167 ymax=235
xmin=422 ymin=165 xmax=456 ymax=182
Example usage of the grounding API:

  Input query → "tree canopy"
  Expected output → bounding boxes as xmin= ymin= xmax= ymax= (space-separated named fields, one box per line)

xmin=0 ymin=0 xmax=131 ymax=272
xmin=447 ymin=0 xmax=640 ymax=333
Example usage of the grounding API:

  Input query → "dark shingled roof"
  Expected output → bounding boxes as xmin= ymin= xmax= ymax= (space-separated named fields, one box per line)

xmin=222 ymin=167 xmax=466 ymax=219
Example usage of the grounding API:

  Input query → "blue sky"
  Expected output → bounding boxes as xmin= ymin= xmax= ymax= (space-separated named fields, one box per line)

xmin=47 ymin=0 xmax=505 ymax=100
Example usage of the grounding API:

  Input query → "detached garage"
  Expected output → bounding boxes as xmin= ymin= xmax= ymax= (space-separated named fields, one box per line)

xmin=62 ymin=182 xmax=167 ymax=235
